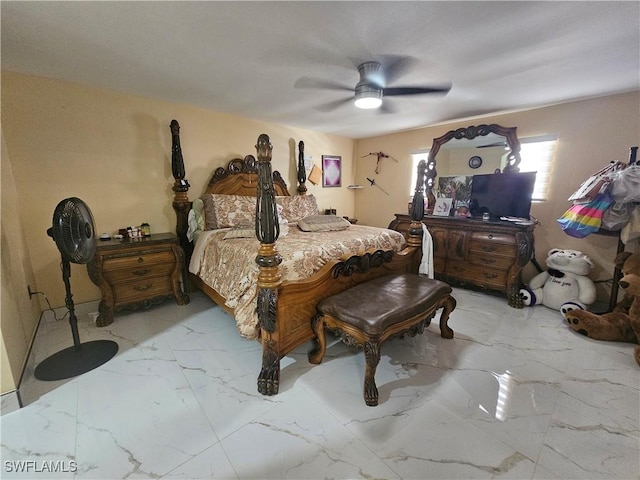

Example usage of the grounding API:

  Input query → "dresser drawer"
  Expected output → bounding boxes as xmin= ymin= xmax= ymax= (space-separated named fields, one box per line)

xmin=469 ymin=241 xmax=516 ymax=257
xmin=471 ymin=232 xmax=516 ymax=245
xmin=468 ymin=249 xmax=515 ymax=268
xmin=444 ymin=260 xmax=507 ymax=289
xmin=102 ymin=251 xmax=176 ymax=272
xmin=113 ymin=277 xmax=173 ymax=304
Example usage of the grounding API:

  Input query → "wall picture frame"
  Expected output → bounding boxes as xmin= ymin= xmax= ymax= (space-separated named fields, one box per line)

xmin=322 ymin=155 xmax=341 ymax=187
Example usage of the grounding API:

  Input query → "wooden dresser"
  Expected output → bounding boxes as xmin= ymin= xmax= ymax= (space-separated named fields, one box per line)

xmin=389 ymin=214 xmax=535 ymax=307
xmin=88 ymin=233 xmax=189 ymax=326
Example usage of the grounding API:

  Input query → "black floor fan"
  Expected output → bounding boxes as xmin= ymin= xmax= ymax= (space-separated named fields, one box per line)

xmin=34 ymin=197 xmax=118 ymax=381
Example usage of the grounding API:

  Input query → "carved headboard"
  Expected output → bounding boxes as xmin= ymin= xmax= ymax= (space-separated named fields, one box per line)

xmin=204 ymin=155 xmax=291 ymax=197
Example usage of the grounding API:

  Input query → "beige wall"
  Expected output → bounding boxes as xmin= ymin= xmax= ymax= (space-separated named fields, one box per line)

xmin=1 ymin=131 xmax=42 ymax=393
xmin=1 ymin=72 xmax=355 ymax=312
xmin=354 ymin=91 xmax=640 ymax=301
xmin=0 ymin=72 xmax=355 ymax=395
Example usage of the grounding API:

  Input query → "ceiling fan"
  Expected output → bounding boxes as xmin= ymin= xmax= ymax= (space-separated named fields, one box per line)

xmin=294 ymin=56 xmax=451 ymax=112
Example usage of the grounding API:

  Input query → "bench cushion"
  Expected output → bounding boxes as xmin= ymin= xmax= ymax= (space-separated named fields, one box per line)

xmin=317 ymin=274 xmax=452 ymax=335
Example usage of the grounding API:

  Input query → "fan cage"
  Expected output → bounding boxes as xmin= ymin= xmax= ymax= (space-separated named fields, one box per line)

xmin=52 ymin=197 xmax=96 ymax=264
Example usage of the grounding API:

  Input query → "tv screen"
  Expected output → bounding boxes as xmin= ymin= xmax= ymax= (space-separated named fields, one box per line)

xmin=469 ymin=172 xmax=536 ymax=219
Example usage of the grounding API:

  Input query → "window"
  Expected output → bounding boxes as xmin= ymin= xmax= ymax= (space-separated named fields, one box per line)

xmin=409 ymin=149 xmax=429 ymax=196
xmin=517 ymin=135 xmax=558 ymax=202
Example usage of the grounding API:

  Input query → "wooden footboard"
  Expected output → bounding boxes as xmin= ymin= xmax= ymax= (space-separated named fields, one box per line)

xmin=170 ymin=122 xmax=426 ymax=396
xmin=274 ymin=247 xmax=420 ymax=356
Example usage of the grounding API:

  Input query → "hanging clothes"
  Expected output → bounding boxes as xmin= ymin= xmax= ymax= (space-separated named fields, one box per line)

xmin=419 ymin=223 xmax=434 ymax=278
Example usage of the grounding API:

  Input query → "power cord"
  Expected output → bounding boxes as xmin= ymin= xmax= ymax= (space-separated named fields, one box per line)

xmin=29 ymin=288 xmax=69 ymax=322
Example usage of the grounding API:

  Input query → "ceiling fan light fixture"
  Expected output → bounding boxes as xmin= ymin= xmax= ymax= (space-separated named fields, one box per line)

xmin=354 ymin=83 xmax=382 ymax=109
xmin=355 ymin=94 xmax=382 ymax=109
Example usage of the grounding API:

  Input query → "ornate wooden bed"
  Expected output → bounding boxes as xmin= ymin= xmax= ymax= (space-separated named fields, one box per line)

xmin=169 ymin=120 xmax=427 ymax=395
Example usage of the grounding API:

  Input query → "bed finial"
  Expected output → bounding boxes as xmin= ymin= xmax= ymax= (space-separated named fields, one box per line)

xmin=170 ymin=119 xmax=192 ymax=259
xmin=254 ymin=133 xmax=283 ymax=396
xmin=297 ymin=140 xmax=307 ymax=195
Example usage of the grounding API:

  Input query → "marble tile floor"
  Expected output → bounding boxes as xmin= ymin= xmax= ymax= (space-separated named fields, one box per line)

xmin=1 ymin=288 xmax=638 ymax=479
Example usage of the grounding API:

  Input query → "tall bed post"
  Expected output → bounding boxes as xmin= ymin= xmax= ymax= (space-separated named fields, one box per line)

xmin=408 ymin=160 xmax=427 ymax=248
xmin=170 ymin=120 xmax=193 ymax=259
xmin=254 ymin=134 xmax=283 ymax=396
xmin=297 ymin=140 xmax=307 ymax=195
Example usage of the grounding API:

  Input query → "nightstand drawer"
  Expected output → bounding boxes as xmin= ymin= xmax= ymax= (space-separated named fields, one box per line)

xmin=104 ymin=262 xmax=175 ymax=283
xmin=113 ymin=277 xmax=173 ymax=304
xmin=102 ymin=251 xmax=175 ymax=272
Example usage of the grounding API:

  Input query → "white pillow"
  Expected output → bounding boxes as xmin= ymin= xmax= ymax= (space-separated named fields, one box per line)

xmin=192 ymin=198 xmax=205 ymax=231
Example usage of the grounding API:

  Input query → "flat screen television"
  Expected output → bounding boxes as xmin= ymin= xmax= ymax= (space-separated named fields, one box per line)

xmin=469 ymin=172 xmax=537 ymax=220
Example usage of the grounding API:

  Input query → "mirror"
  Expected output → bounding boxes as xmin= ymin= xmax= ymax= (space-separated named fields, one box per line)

xmin=423 ymin=124 xmax=521 ymax=214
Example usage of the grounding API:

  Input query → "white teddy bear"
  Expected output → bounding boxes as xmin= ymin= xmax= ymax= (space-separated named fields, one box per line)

xmin=520 ymin=248 xmax=597 ymax=315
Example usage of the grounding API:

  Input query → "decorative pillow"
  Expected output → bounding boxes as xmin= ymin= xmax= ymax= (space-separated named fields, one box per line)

xmin=201 ymin=194 xmax=219 ymax=230
xmin=223 ymin=224 xmax=255 ymax=240
xmin=277 ymin=194 xmax=319 ymax=224
xmin=297 ymin=214 xmax=351 ymax=232
xmin=211 ymin=194 xmax=256 ymax=228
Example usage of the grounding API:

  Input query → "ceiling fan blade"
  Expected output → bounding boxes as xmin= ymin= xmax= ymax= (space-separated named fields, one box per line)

xmin=293 ymin=77 xmax=352 ymax=92
xmin=383 ymin=85 xmax=451 ymax=96
xmin=380 ymin=55 xmax=419 ymax=85
xmin=315 ymin=96 xmax=353 ymax=112
xmin=477 ymin=142 xmax=507 ymax=148
xmin=378 ymin=100 xmax=397 ymax=115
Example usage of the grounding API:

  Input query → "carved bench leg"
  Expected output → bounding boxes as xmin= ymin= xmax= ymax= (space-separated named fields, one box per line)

xmin=308 ymin=314 xmax=327 ymax=364
xmin=439 ymin=295 xmax=457 ymax=339
xmin=257 ymin=338 xmax=280 ymax=396
xmin=364 ymin=341 xmax=381 ymax=406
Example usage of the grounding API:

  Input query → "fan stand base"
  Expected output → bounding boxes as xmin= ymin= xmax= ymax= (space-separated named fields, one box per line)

xmin=34 ymin=340 xmax=119 ymax=381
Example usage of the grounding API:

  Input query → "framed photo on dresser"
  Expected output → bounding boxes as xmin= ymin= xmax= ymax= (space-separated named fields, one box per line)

xmin=433 ymin=197 xmax=453 ymax=216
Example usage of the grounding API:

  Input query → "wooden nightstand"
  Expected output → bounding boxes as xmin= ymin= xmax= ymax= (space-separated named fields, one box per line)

xmin=87 ymin=233 xmax=189 ymax=326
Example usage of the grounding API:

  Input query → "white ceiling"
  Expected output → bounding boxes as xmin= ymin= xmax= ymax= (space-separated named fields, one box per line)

xmin=2 ymin=1 xmax=638 ymax=139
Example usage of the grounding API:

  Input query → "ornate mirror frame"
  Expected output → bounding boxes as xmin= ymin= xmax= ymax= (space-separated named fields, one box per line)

xmin=423 ymin=124 xmax=521 ymax=213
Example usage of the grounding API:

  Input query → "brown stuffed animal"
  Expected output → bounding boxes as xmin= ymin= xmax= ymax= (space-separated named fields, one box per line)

xmin=564 ymin=251 xmax=640 ymax=365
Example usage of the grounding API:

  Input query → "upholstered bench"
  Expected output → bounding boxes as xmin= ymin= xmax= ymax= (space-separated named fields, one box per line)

xmin=308 ymin=274 xmax=456 ymax=406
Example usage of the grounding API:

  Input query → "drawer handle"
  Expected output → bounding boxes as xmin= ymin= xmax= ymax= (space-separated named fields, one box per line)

xmin=488 ymin=234 xmax=494 ymax=239
xmin=137 ymin=257 xmax=144 ymax=263
xmin=132 ymin=268 xmax=151 ymax=276
xmin=479 ymin=258 xmax=497 ymax=265
xmin=133 ymin=284 xmax=153 ymax=292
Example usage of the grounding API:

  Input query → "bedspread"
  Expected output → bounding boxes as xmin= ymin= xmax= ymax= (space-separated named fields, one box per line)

xmin=189 ymin=225 xmax=407 ymax=338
